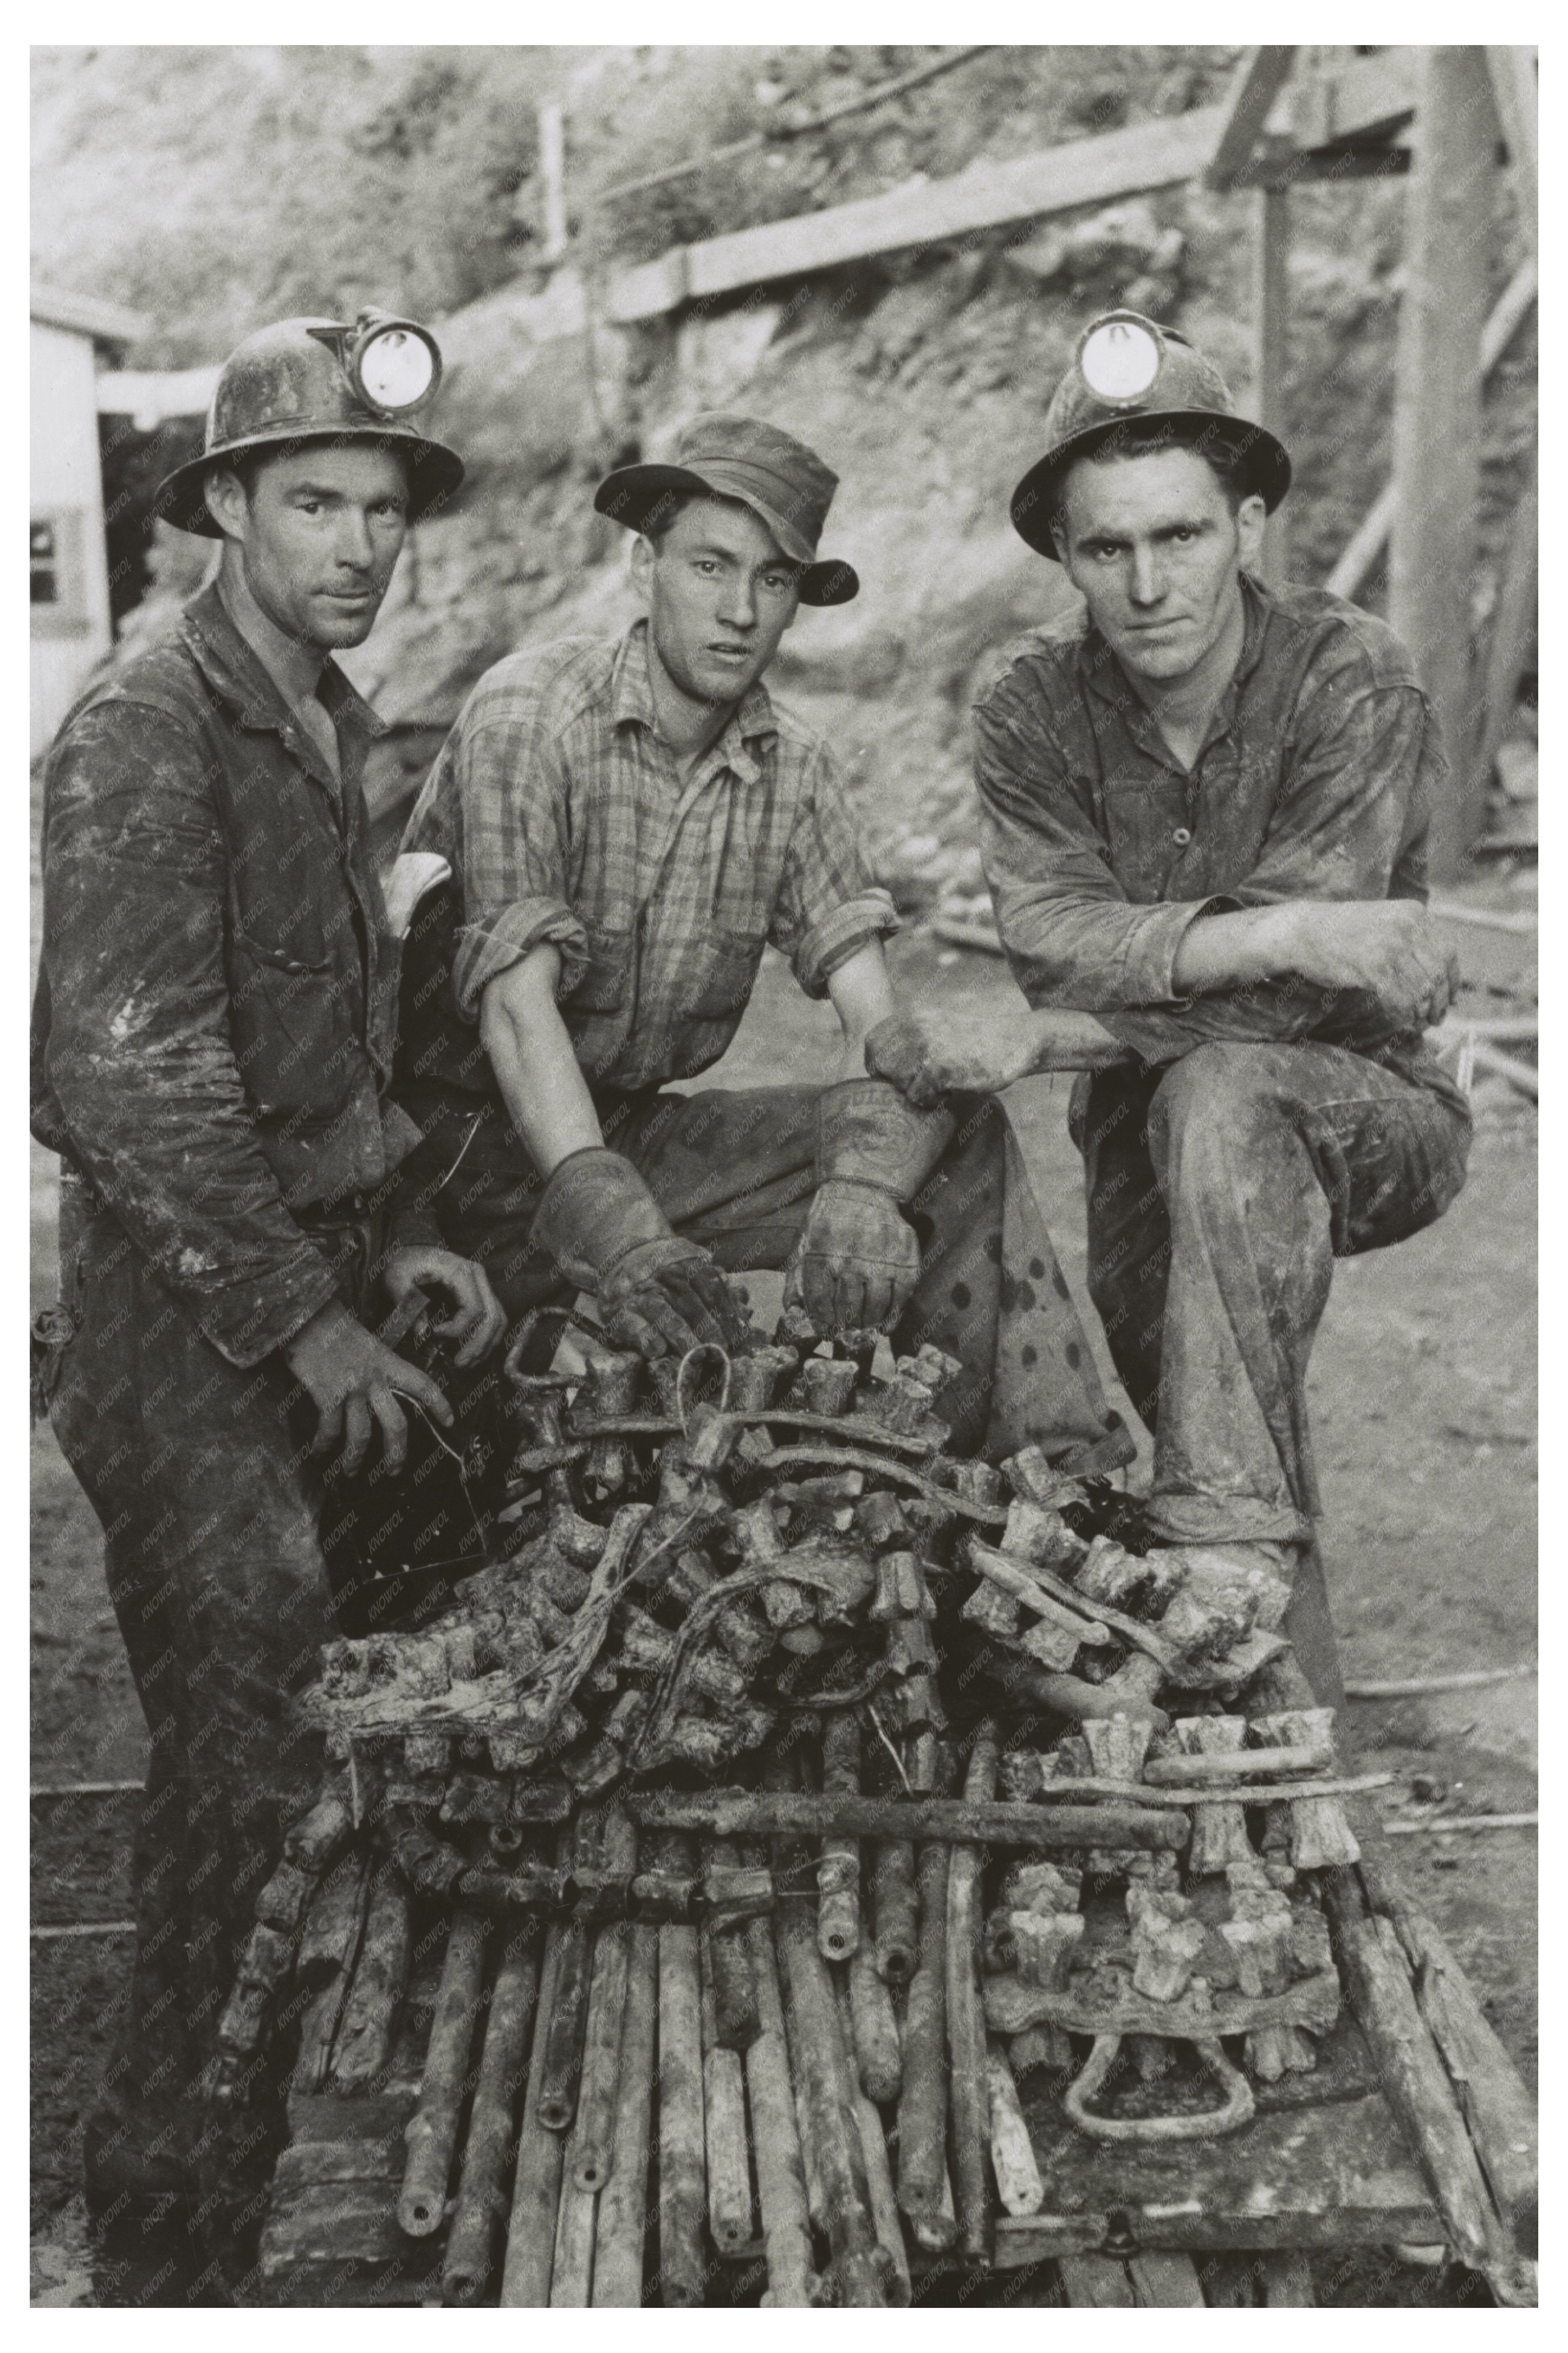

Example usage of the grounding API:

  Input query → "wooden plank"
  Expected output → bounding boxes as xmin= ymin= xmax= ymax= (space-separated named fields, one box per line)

xmin=1288 ymin=47 xmax=1417 ymax=150
xmin=1485 ymin=49 xmax=1538 ymax=253
xmin=607 ymin=107 xmax=1226 ymax=321
xmin=1058 ymin=2255 xmax=1135 ymax=2307
xmin=1259 ymin=2249 xmax=1317 ymax=2305
xmin=1129 ymin=2251 xmax=1206 ymax=2307
xmin=1390 ymin=46 xmax=1499 ymax=879
xmin=273 ymin=2138 xmax=403 ymax=2190
xmin=1206 ymin=48 xmax=1297 ymax=188
xmin=991 ymin=2089 xmax=1441 ymax=2265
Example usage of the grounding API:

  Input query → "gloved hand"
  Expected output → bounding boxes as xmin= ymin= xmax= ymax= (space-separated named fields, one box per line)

xmin=867 ymin=1007 xmax=1127 ymax=1109
xmin=531 ymin=1147 xmax=743 ymax=1361
xmin=784 ymin=1079 xmax=954 ymax=1336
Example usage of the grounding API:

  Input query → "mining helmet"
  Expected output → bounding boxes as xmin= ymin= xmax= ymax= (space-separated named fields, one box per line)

xmin=1010 ymin=308 xmax=1291 ymax=561
xmin=153 ymin=308 xmax=465 ymax=536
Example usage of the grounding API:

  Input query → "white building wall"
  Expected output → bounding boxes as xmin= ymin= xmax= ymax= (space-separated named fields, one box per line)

xmin=31 ymin=320 xmax=114 ymax=756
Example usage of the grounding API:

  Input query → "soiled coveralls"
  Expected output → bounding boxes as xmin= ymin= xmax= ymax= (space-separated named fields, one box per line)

xmin=396 ymin=617 xmax=1130 ymax=1471
xmin=975 ymin=575 xmax=1472 ymax=1583
xmin=31 ymin=582 xmax=436 ymax=2209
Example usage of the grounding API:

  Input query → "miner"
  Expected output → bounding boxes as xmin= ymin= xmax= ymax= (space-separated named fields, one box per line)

xmin=394 ymin=412 xmax=1128 ymax=1477
xmin=31 ymin=310 xmax=504 ymax=2234
xmin=868 ymin=309 xmax=1472 ymax=1701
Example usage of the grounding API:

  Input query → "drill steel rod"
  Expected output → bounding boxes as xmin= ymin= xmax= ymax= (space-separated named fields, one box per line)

xmin=443 ymin=1923 xmax=543 ymax=2303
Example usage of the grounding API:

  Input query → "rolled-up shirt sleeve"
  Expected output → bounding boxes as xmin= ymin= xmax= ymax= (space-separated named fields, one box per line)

xmin=770 ymin=739 xmax=899 ymax=998
xmin=402 ymin=692 xmax=590 ymax=1022
xmin=974 ymin=673 xmax=1217 ymax=1012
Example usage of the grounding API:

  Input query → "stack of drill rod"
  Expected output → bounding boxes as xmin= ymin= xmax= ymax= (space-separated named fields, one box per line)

xmin=296 ymin=1314 xmax=992 ymax=1804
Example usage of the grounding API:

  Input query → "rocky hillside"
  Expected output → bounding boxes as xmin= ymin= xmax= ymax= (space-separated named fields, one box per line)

xmin=37 ymin=45 xmax=1536 ymax=894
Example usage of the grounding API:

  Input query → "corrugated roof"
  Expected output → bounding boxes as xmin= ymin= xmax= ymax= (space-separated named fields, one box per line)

xmin=30 ymin=282 xmax=147 ymax=347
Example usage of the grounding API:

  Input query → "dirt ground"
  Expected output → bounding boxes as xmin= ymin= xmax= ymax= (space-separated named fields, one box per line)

xmin=30 ymin=912 xmax=1536 ymax=2307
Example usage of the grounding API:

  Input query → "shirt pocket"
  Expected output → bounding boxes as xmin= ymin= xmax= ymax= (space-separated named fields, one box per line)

xmin=230 ymin=928 xmax=354 ymax=1114
xmin=563 ymin=921 xmax=635 ymax=1014
xmin=688 ymin=926 xmax=768 ymax=1019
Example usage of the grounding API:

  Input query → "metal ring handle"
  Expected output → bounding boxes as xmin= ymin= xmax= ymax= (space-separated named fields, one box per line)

xmin=1062 ymin=2032 xmax=1256 ymax=2143
xmin=676 ymin=1342 xmax=732 ymax=1431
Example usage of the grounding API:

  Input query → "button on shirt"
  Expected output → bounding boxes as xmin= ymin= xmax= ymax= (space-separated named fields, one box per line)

xmin=974 ymin=574 xmax=1453 ymax=1076
xmin=400 ymin=619 xmax=898 ymax=1097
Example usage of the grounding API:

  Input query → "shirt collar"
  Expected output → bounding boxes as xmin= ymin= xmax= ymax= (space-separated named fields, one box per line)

xmin=613 ymin=617 xmax=777 ymax=784
xmin=180 ymin=578 xmax=388 ymax=746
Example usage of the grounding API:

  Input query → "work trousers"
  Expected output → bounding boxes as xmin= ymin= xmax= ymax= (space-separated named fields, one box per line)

xmin=48 ymin=1171 xmax=354 ymax=2226
xmin=402 ymin=1079 xmax=1134 ymax=1474
xmin=1075 ymin=1039 xmax=1472 ymax=1543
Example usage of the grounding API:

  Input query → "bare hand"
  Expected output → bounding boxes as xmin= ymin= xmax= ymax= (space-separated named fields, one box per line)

xmin=866 ymin=1007 xmax=1127 ymax=1108
xmin=382 ymin=1245 xmax=506 ymax=1369
xmin=282 ymin=1298 xmax=453 ymax=1476
xmin=1280 ymin=902 xmax=1459 ymax=1030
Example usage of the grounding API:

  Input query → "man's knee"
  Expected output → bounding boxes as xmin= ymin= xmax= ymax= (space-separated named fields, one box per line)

xmin=1147 ymin=1044 xmax=1296 ymax=1174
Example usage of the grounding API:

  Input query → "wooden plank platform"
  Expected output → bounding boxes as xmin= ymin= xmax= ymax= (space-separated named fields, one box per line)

xmin=993 ymin=2088 xmax=1442 ymax=2265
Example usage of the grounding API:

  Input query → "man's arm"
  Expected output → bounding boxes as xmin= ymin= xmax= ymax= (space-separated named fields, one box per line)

xmin=822 ymin=938 xmax=899 ymax=1076
xmin=478 ymin=944 xmax=604 ymax=1172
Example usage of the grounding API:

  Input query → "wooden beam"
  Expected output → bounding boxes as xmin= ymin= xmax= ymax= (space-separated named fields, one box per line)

xmin=1287 ymin=46 xmax=1417 ymax=150
xmin=1485 ymin=48 xmax=1538 ymax=255
xmin=1389 ymin=47 xmax=1501 ymax=879
xmin=1470 ymin=445 xmax=1537 ymax=809
xmin=1206 ymin=47 xmax=1297 ymax=189
xmin=604 ymin=105 xmax=1228 ymax=322
xmin=1252 ymin=185 xmax=1290 ymax=583
xmin=1326 ymin=261 xmax=1537 ymax=600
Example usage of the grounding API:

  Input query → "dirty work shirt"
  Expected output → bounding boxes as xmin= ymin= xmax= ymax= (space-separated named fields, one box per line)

xmin=396 ymin=616 xmax=898 ymax=1098
xmin=975 ymin=572 xmax=1456 ymax=1083
xmin=974 ymin=575 xmax=1472 ymax=1549
xmin=32 ymin=577 xmax=432 ymax=1367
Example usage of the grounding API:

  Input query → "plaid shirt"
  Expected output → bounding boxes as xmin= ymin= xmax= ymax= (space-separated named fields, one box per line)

xmin=975 ymin=575 xmax=1455 ymax=1074
xmin=400 ymin=618 xmax=897 ymax=1095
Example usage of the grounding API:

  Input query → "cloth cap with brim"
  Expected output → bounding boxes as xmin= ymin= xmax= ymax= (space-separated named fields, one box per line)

xmin=594 ymin=411 xmax=859 ymax=605
xmin=152 ymin=315 xmax=465 ymax=536
xmin=1010 ymin=309 xmax=1291 ymax=562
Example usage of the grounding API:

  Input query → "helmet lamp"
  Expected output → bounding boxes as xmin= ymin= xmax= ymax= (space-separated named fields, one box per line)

xmin=353 ymin=317 xmax=441 ymax=412
xmin=1079 ymin=316 xmax=1163 ymax=403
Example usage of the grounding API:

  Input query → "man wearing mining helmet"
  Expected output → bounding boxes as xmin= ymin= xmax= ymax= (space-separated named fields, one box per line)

xmin=869 ymin=310 xmax=1472 ymax=1702
xmin=395 ymin=412 xmax=1128 ymax=1481
xmin=32 ymin=308 xmax=504 ymax=2233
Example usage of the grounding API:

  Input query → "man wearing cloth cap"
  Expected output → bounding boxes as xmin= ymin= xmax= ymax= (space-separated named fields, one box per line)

xmin=32 ymin=311 xmax=503 ymax=2234
xmin=396 ymin=413 xmax=1129 ymax=1477
xmin=869 ymin=311 xmax=1472 ymax=1701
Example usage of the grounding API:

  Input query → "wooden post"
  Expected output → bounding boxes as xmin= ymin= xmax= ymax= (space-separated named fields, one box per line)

xmin=539 ymin=101 xmax=568 ymax=264
xmin=1252 ymin=185 xmax=1290 ymax=585
xmin=1390 ymin=46 xmax=1499 ymax=879
xmin=1471 ymin=446 xmax=1537 ymax=818
xmin=1485 ymin=49 xmax=1537 ymax=255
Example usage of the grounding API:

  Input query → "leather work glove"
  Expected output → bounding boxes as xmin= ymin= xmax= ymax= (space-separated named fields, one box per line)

xmin=867 ymin=1007 xmax=1127 ymax=1109
xmin=785 ymin=1079 xmax=954 ymax=1336
xmin=531 ymin=1147 xmax=744 ymax=1361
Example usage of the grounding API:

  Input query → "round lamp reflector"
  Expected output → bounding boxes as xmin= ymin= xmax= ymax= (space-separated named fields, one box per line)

xmin=1079 ymin=319 xmax=1162 ymax=402
xmin=357 ymin=326 xmax=437 ymax=412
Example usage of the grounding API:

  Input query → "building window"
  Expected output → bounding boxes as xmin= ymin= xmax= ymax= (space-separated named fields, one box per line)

xmin=29 ymin=509 xmax=88 ymax=637
xmin=31 ymin=519 xmax=59 ymax=605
